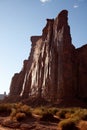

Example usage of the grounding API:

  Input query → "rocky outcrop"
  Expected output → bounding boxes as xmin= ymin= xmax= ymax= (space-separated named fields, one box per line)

xmin=8 ymin=10 xmax=87 ymax=105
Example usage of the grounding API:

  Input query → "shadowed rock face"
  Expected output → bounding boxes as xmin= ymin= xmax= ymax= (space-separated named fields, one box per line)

xmin=76 ymin=45 xmax=87 ymax=99
xmin=9 ymin=10 xmax=87 ymax=104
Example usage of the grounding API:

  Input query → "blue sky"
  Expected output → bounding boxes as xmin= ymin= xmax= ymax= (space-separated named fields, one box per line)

xmin=0 ymin=0 xmax=87 ymax=94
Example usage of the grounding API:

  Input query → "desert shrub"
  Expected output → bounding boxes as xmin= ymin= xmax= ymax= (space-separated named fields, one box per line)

xmin=71 ymin=108 xmax=87 ymax=121
xmin=64 ymin=108 xmax=76 ymax=119
xmin=0 ymin=104 xmax=12 ymax=116
xmin=16 ymin=112 xmax=26 ymax=121
xmin=32 ymin=106 xmax=46 ymax=116
xmin=39 ymin=108 xmax=60 ymax=122
xmin=10 ymin=103 xmax=32 ymax=121
xmin=59 ymin=119 xmax=76 ymax=130
xmin=48 ymin=107 xmax=59 ymax=115
xmin=80 ymin=109 xmax=87 ymax=120
xmin=13 ymin=102 xmax=22 ymax=109
xmin=81 ymin=114 xmax=87 ymax=120
xmin=40 ymin=111 xmax=54 ymax=122
xmin=67 ymin=108 xmax=76 ymax=113
xmin=56 ymin=109 xmax=68 ymax=119
xmin=65 ymin=112 xmax=73 ymax=119
xmin=20 ymin=104 xmax=32 ymax=116
xmin=10 ymin=108 xmax=17 ymax=120
xmin=79 ymin=109 xmax=87 ymax=121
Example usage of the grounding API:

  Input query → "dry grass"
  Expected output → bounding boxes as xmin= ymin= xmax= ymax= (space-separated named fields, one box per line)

xmin=1 ymin=103 xmax=87 ymax=129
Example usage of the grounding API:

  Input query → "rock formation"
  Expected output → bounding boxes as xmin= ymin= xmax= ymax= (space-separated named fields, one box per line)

xmin=8 ymin=10 xmax=87 ymax=105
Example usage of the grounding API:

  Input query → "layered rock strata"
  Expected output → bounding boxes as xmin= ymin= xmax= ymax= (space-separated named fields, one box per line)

xmin=9 ymin=10 xmax=87 ymax=104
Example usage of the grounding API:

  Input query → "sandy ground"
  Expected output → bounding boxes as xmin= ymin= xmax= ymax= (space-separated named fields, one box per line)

xmin=0 ymin=125 xmax=19 ymax=130
xmin=0 ymin=116 xmax=59 ymax=130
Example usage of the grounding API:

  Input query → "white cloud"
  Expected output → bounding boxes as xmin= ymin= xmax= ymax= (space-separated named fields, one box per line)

xmin=73 ymin=5 xmax=79 ymax=8
xmin=40 ymin=0 xmax=50 ymax=3
xmin=73 ymin=0 xmax=85 ymax=8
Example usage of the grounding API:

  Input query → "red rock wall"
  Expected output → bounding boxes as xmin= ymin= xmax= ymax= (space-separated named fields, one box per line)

xmin=9 ymin=10 xmax=87 ymax=103
xmin=76 ymin=45 xmax=87 ymax=99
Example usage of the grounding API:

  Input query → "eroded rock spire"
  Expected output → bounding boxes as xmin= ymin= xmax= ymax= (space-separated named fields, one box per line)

xmin=7 ymin=10 xmax=87 ymax=106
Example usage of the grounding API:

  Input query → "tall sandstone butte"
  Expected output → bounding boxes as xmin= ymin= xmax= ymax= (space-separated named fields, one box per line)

xmin=9 ymin=10 xmax=87 ymax=104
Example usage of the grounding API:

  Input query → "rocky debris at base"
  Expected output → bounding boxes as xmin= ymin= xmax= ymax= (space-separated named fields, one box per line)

xmin=2 ymin=118 xmax=20 ymax=128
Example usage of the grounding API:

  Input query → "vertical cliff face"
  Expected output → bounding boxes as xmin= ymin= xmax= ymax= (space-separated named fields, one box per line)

xmin=9 ymin=10 xmax=87 ymax=104
xmin=76 ymin=45 xmax=87 ymax=99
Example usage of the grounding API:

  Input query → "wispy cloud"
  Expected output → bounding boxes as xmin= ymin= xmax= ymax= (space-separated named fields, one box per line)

xmin=40 ymin=0 xmax=50 ymax=3
xmin=73 ymin=4 xmax=79 ymax=8
xmin=73 ymin=0 xmax=85 ymax=8
xmin=78 ymin=0 xmax=84 ymax=2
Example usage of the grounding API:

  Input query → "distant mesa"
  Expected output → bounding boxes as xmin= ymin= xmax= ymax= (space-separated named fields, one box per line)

xmin=4 ymin=10 xmax=87 ymax=107
xmin=0 ymin=92 xmax=6 ymax=100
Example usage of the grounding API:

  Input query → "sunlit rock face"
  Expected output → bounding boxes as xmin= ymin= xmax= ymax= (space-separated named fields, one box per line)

xmin=9 ymin=10 xmax=87 ymax=103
